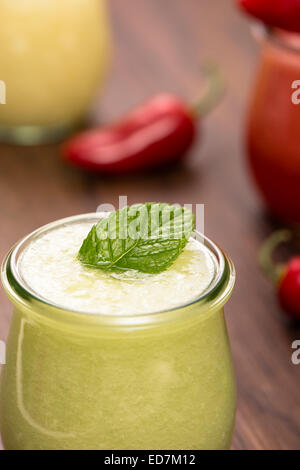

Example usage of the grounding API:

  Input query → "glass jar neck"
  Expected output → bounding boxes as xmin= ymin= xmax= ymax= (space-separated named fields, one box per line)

xmin=252 ymin=23 xmax=300 ymax=54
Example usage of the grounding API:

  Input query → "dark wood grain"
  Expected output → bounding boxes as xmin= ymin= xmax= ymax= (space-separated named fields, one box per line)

xmin=0 ymin=0 xmax=299 ymax=450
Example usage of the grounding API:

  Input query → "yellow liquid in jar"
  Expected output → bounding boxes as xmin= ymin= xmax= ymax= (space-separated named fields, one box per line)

xmin=0 ymin=0 xmax=111 ymax=127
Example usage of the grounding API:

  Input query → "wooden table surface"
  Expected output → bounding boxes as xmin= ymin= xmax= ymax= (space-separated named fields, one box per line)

xmin=0 ymin=0 xmax=299 ymax=451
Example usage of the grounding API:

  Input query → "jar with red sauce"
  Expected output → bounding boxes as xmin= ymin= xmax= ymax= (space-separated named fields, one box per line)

xmin=247 ymin=26 xmax=300 ymax=223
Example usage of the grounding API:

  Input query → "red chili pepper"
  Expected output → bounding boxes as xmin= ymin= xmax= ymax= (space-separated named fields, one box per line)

xmin=278 ymin=256 xmax=300 ymax=318
xmin=238 ymin=0 xmax=300 ymax=33
xmin=62 ymin=65 xmax=224 ymax=174
xmin=259 ymin=230 xmax=300 ymax=320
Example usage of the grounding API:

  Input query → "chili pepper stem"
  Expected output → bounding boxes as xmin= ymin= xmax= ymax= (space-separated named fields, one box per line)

xmin=258 ymin=230 xmax=292 ymax=285
xmin=191 ymin=63 xmax=225 ymax=118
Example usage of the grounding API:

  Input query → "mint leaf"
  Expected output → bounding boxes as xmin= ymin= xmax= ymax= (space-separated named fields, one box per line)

xmin=78 ymin=203 xmax=195 ymax=274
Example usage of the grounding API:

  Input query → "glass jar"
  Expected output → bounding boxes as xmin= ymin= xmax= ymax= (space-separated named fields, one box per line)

xmin=247 ymin=26 xmax=300 ymax=223
xmin=0 ymin=214 xmax=236 ymax=450
xmin=0 ymin=0 xmax=111 ymax=145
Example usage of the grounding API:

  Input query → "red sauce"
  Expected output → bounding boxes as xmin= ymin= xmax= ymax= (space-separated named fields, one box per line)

xmin=247 ymin=29 xmax=300 ymax=222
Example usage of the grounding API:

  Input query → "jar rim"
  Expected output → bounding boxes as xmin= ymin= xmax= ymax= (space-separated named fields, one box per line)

xmin=1 ymin=213 xmax=235 ymax=329
xmin=251 ymin=22 xmax=300 ymax=53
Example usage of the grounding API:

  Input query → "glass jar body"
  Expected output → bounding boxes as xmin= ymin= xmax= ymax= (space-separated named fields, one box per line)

xmin=0 ymin=0 xmax=111 ymax=145
xmin=247 ymin=29 xmax=300 ymax=222
xmin=0 ymin=301 xmax=236 ymax=450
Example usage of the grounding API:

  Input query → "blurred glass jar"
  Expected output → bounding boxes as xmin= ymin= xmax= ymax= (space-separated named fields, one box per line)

xmin=0 ymin=0 xmax=111 ymax=145
xmin=247 ymin=26 xmax=300 ymax=223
